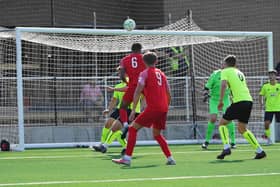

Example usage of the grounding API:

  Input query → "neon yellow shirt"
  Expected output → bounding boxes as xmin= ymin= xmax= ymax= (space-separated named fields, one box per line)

xmin=259 ymin=82 xmax=280 ymax=111
xmin=113 ymin=82 xmax=141 ymax=113
xmin=221 ymin=67 xmax=252 ymax=103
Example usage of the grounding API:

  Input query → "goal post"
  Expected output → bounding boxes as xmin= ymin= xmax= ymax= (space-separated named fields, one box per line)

xmin=15 ymin=29 xmax=25 ymax=151
xmin=1 ymin=26 xmax=274 ymax=150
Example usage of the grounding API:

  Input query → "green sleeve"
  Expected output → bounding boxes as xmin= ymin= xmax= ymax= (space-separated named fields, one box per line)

xmin=259 ymin=85 xmax=265 ymax=96
xmin=205 ymin=72 xmax=215 ymax=89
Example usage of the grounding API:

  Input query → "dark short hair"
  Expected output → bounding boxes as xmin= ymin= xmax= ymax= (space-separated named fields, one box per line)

xmin=143 ymin=51 xmax=157 ymax=66
xmin=131 ymin=43 xmax=142 ymax=52
xmin=224 ymin=55 xmax=236 ymax=67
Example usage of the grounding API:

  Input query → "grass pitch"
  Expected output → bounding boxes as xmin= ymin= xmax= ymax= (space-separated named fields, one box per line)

xmin=0 ymin=143 xmax=280 ymax=187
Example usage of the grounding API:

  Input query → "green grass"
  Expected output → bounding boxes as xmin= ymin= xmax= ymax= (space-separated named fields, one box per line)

xmin=0 ymin=143 xmax=280 ymax=187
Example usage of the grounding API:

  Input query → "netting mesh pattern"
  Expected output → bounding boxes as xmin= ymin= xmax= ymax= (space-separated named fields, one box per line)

xmin=0 ymin=17 xmax=270 ymax=145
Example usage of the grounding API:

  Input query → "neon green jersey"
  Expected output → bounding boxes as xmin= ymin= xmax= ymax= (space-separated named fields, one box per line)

xmin=221 ymin=67 xmax=252 ymax=103
xmin=259 ymin=82 xmax=280 ymax=111
xmin=113 ymin=82 xmax=141 ymax=113
xmin=205 ymin=69 xmax=230 ymax=102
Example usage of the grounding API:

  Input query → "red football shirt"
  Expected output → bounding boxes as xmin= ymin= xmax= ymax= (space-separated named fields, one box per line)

xmin=120 ymin=53 xmax=146 ymax=87
xmin=138 ymin=67 xmax=170 ymax=112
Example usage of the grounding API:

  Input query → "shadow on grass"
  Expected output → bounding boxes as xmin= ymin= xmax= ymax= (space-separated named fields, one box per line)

xmin=101 ymin=154 xmax=144 ymax=160
xmin=121 ymin=164 xmax=159 ymax=169
xmin=202 ymin=148 xmax=222 ymax=151
xmin=209 ymin=159 xmax=246 ymax=164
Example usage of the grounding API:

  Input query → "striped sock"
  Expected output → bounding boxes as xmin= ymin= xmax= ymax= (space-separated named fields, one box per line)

xmin=219 ymin=125 xmax=230 ymax=149
xmin=243 ymin=130 xmax=262 ymax=151
xmin=104 ymin=130 xmax=119 ymax=145
xmin=116 ymin=130 xmax=127 ymax=148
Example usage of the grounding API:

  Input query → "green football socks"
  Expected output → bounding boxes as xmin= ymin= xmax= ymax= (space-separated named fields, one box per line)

xmin=101 ymin=127 xmax=110 ymax=143
xmin=227 ymin=121 xmax=236 ymax=144
xmin=205 ymin=122 xmax=215 ymax=142
xmin=243 ymin=130 xmax=261 ymax=150
xmin=104 ymin=130 xmax=126 ymax=148
xmin=219 ymin=125 xmax=230 ymax=149
xmin=265 ymin=129 xmax=271 ymax=138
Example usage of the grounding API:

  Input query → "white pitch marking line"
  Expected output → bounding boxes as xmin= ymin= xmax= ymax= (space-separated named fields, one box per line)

xmin=0 ymin=172 xmax=279 ymax=186
xmin=0 ymin=148 xmax=280 ymax=160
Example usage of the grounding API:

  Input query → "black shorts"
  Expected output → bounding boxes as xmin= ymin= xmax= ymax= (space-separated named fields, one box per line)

xmin=223 ymin=101 xmax=253 ymax=123
xmin=264 ymin=111 xmax=280 ymax=122
xmin=109 ymin=109 xmax=139 ymax=122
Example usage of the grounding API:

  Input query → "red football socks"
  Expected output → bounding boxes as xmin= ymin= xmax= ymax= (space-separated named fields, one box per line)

xmin=154 ymin=134 xmax=171 ymax=158
xmin=125 ymin=126 xmax=137 ymax=156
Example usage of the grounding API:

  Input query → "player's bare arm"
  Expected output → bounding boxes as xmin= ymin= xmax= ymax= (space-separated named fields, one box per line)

xmin=259 ymin=95 xmax=264 ymax=109
xmin=107 ymin=86 xmax=128 ymax=92
xmin=166 ymin=80 xmax=171 ymax=106
xmin=129 ymin=83 xmax=144 ymax=121
xmin=103 ymin=97 xmax=117 ymax=115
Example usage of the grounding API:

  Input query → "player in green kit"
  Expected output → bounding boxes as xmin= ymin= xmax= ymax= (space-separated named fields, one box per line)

xmin=92 ymin=67 xmax=141 ymax=155
xmin=202 ymin=69 xmax=236 ymax=149
xmin=217 ymin=55 xmax=266 ymax=159
xmin=259 ymin=70 xmax=280 ymax=145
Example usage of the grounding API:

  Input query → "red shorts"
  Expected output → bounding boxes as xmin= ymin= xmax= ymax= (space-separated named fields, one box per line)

xmin=134 ymin=108 xmax=167 ymax=130
xmin=122 ymin=85 xmax=137 ymax=103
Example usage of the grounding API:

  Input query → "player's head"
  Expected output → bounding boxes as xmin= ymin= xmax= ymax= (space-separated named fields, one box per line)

xmin=268 ymin=69 xmax=277 ymax=81
xmin=223 ymin=55 xmax=236 ymax=67
xmin=131 ymin=43 xmax=142 ymax=53
xmin=143 ymin=51 xmax=158 ymax=67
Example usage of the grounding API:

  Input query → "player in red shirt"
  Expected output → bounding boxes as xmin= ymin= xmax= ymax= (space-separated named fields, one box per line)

xmin=112 ymin=51 xmax=176 ymax=166
xmin=119 ymin=43 xmax=146 ymax=138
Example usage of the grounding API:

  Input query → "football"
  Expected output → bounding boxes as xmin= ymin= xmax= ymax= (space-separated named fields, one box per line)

xmin=123 ymin=18 xmax=136 ymax=31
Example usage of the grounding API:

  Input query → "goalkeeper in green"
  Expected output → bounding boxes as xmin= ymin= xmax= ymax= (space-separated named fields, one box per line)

xmin=202 ymin=69 xmax=236 ymax=149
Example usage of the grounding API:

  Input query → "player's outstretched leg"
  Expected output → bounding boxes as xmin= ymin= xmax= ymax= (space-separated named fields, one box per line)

xmin=112 ymin=124 xmax=140 ymax=166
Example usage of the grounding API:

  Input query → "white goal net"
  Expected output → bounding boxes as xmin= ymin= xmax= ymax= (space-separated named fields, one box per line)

xmin=0 ymin=17 xmax=273 ymax=150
